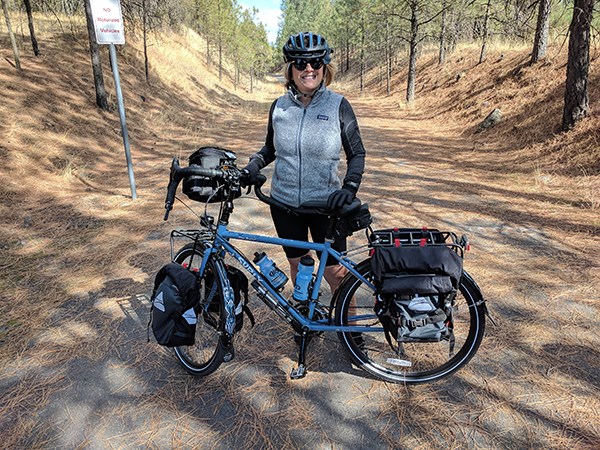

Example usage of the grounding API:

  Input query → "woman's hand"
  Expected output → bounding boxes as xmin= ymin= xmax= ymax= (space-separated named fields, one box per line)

xmin=327 ymin=186 xmax=356 ymax=210
xmin=240 ymin=161 xmax=260 ymax=187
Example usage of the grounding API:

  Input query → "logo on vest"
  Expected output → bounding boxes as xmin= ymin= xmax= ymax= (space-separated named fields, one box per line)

xmin=317 ymin=114 xmax=329 ymax=120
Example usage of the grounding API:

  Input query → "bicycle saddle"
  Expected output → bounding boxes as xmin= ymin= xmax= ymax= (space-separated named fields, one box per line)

xmin=300 ymin=198 xmax=362 ymax=217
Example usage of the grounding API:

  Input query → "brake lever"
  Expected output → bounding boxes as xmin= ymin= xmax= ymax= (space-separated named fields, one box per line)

xmin=163 ymin=158 xmax=181 ymax=221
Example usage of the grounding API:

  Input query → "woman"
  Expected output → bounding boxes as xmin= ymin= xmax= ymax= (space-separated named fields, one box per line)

xmin=242 ymin=31 xmax=366 ymax=294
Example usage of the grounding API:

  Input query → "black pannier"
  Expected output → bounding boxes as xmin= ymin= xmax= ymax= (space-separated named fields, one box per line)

xmin=182 ymin=146 xmax=241 ymax=203
xmin=150 ymin=263 xmax=201 ymax=347
xmin=370 ymin=228 xmax=464 ymax=346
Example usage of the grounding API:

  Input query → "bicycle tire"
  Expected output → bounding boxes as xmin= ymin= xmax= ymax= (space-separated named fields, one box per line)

xmin=173 ymin=243 xmax=230 ymax=377
xmin=335 ymin=259 xmax=486 ymax=384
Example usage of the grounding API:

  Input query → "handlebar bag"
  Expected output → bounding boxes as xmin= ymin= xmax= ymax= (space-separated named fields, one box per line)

xmin=182 ymin=146 xmax=241 ymax=203
xmin=370 ymin=229 xmax=463 ymax=346
xmin=334 ymin=203 xmax=373 ymax=239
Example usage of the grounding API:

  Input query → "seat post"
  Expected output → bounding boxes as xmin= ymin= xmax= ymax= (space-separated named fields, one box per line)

xmin=325 ymin=215 xmax=338 ymax=240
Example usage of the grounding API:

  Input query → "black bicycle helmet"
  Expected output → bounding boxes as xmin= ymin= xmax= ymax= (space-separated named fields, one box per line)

xmin=282 ymin=31 xmax=333 ymax=64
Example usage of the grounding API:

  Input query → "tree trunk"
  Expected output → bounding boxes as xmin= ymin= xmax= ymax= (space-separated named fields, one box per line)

xmin=406 ymin=0 xmax=419 ymax=103
xmin=22 ymin=0 xmax=40 ymax=56
xmin=1 ymin=0 xmax=21 ymax=69
xmin=438 ymin=0 xmax=447 ymax=64
xmin=531 ymin=0 xmax=552 ymax=64
xmin=84 ymin=0 xmax=109 ymax=111
xmin=217 ymin=1 xmax=222 ymax=81
xmin=143 ymin=0 xmax=149 ymax=84
xmin=479 ymin=0 xmax=491 ymax=64
xmin=206 ymin=38 xmax=210 ymax=66
xmin=218 ymin=40 xmax=222 ymax=81
xmin=387 ymin=49 xmax=391 ymax=94
xmin=562 ymin=0 xmax=595 ymax=130
xmin=360 ymin=15 xmax=365 ymax=91
xmin=345 ymin=24 xmax=349 ymax=73
xmin=386 ymin=19 xmax=391 ymax=95
xmin=450 ymin=9 xmax=457 ymax=53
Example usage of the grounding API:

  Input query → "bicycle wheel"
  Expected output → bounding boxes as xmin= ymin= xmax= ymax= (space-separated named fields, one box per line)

xmin=172 ymin=243 xmax=230 ymax=376
xmin=335 ymin=259 xmax=486 ymax=384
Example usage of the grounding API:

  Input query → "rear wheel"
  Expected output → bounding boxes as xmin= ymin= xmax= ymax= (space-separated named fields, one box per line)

xmin=172 ymin=243 xmax=230 ymax=376
xmin=335 ymin=259 xmax=486 ymax=384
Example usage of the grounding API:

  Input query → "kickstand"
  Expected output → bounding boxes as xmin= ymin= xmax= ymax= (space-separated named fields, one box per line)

xmin=290 ymin=330 xmax=309 ymax=379
xmin=397 ymin=342 xmax=409 ymax=359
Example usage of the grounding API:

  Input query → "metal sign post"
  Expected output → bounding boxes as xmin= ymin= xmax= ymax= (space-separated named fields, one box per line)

xmin=89 ymin=0 xmax=137 ymax=200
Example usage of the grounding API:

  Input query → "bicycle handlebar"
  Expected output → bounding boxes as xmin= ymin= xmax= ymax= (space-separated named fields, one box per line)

xmin=254 ymin=174 xmax=361 ymax=217
xmin=164 ymin=157 xmax=362 ymax=220
xmin=253 ymin=174 xmax=301 ymax=216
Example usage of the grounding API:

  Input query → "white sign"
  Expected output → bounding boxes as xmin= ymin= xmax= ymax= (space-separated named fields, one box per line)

xmin=89 ymin=0 xmax=125 ymax=45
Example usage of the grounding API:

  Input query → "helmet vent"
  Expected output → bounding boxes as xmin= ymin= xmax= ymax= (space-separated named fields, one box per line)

xmin=283 ymin=32 xmax=332 ymax=64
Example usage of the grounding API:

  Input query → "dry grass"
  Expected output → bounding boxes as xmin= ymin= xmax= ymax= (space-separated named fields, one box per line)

xmin=1 ymin=15 xmax=600 ymax=450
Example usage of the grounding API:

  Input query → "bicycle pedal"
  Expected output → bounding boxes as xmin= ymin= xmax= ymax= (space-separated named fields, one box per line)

xmin=290 ymin=364 xmax=307 ymax=380
xmin=218 ymin=341 xmax=235 ymax=363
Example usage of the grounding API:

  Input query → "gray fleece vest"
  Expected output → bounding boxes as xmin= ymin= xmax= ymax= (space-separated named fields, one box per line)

xmin=271 ymin=86 xmax=344 ymax=208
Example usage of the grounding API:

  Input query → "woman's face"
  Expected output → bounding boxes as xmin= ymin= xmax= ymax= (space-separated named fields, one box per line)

xmin=292 ymin=62 xmax=323 ymax=95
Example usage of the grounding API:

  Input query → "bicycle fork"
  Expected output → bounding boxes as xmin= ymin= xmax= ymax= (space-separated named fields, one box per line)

xmin=250 ymin=280 xmax=310 ymax=379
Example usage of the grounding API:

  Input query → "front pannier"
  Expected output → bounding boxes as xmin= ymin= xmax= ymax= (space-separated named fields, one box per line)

xmin=370 ymin=228 xmax=465 ymax=347
xmin=150 ymin=263 xmax=201 ymax=347
xmin=182 ymin=146 xmax=241 ymax=203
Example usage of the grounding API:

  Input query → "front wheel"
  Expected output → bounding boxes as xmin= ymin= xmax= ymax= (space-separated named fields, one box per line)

xmin=335 ymin=259 xmax=486 ymax=384
xmin=172 ymin=243 xmax=231 ymax=377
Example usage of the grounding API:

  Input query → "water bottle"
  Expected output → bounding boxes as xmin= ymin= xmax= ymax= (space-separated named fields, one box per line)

xmin=293 ymin=255 xmax=314 ymax=301
xmin=253 ymin=252 xmax=288 ymax=290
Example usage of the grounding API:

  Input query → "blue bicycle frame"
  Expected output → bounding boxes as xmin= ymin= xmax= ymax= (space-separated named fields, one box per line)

xmin=186 ymin=222 xmax=380 ymax=335
xmin=164 ymin=161 xmax=487 ymax=383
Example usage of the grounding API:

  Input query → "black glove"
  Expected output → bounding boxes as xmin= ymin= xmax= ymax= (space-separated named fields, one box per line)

xmin=327 ymin=186 xmax=356 ymax=210
xmin=240 ymin=160 xmax=260 ymax=187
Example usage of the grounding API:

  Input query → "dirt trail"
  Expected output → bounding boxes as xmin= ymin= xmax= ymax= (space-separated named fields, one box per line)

xmin=2 ymin=92 xmax=600 ymax=450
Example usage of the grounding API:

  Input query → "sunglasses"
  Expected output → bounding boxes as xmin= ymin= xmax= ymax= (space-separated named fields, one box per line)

xmin=292 ymin=58 xmax=324 ymax=71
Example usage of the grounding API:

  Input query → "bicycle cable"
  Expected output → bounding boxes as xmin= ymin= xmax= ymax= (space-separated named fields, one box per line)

xmin=175 ymin=196 xmax=202 ymax=221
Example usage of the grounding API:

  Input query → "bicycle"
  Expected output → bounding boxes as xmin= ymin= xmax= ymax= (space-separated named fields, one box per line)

xmin=161 ymin=157 xmax=491 ymax=384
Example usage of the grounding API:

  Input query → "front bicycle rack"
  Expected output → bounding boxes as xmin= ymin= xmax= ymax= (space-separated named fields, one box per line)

xmin=170 ymin=228 xmax=215 ymax=261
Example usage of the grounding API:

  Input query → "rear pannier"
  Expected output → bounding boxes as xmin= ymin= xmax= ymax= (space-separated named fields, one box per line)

xmin=370 ymin=228 xmax=465 ymax=347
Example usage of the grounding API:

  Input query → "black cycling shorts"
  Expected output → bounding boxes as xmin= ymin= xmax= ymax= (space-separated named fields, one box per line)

xmin=270 ymin=205 xmax=346 ymax=266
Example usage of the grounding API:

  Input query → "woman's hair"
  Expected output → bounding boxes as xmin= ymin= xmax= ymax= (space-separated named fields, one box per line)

xmin=284 ymin=62 xmax=336 ymax=90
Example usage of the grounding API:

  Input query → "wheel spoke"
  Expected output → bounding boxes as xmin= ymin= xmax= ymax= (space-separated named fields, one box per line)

xmin=336 ymin=260 xmax=486 ymax=384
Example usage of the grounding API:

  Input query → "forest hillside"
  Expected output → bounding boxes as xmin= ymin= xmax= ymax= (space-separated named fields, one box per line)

xmin=341 ymin=42 xmax=599 ymax=180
